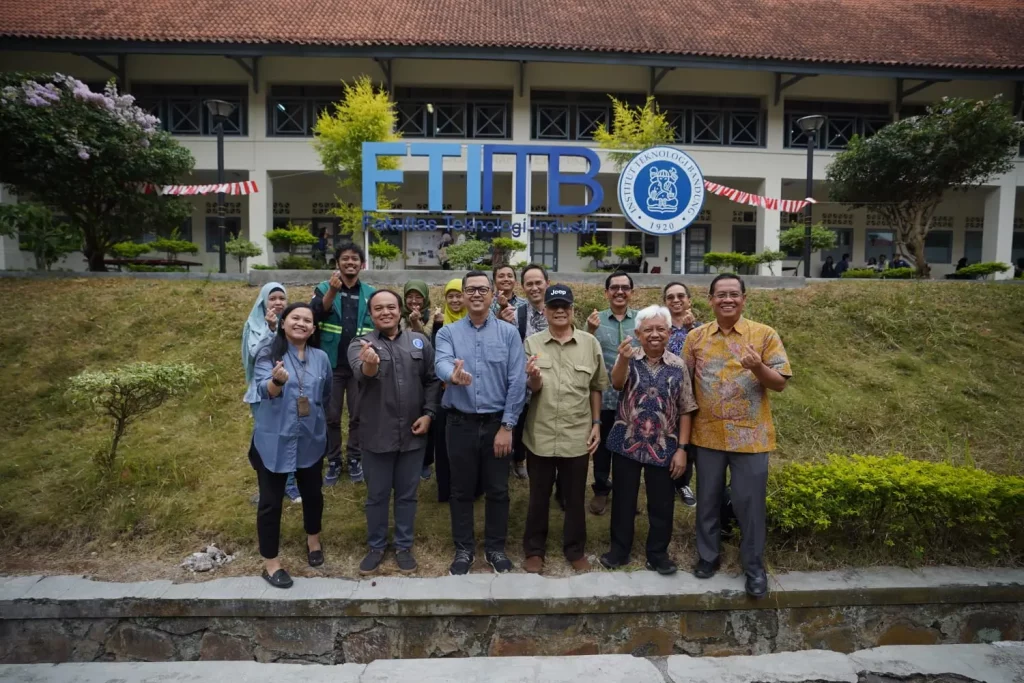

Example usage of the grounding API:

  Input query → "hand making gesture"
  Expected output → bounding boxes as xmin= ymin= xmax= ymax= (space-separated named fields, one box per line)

xmin=328 ymin=269 xmax=343 ymax=291
xmin=586 ymin=308 xmax=600 ymax=333
xmin=265 ymin=309 xmax=279 ymax=332
xmin=450 ymin=358 xmax=473 ymax=386
xmin=498 ymin=292 xmax=509 ymax=309
xmin=433 ymin=306 xmax=443 ymax=324
xmin=739 ymin=343 xmax=762 ymax=370
xmin=499 ymin=305 xmax=516 ymax=324
xmin=617 ymin=335 xmax=635 ymax=361
xmin=358 ymin=339 xmax=380 ymax=376
xmin=271 ymin=360 xmax=289 ymax=385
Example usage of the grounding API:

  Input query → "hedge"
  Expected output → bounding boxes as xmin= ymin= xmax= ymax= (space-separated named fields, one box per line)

xmin=768 ymin=455 xmax=1024 ymax=560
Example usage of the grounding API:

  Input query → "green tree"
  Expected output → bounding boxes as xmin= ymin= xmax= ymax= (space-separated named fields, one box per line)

xmin=151 ymin=228 xmax=199 ymax=261
xmin=826 ymin=97 xmax=1024 ymax=278
xmin=703 ymin=252 xmax=760 ymax=274
xmin=109 ymin=241 xmax=153 ymax=259
xmin=225 ymin=236 xmax=263 ymax=273
xmin=446 ymin=239 xmax=491 ymax=269
xmin=266 ymin=222 xmax=318 ymax=256
xmin=313 ymin=76 xmax=401 ymax=246
xmin=577 ymin=236 xmax=610 ymax=269
xmin=0 ymin=74 xmax=194 ymax=271
xmin=613 ymin=245 xmax=642 ymax=266
xmin=368 ymin=239 xmax=402 ymax=269
xmin=756 ymin=250 xmax=787 ymax=276
xmin=0 ymin=203 xmax=81 ymax=270
xmin=779 ymin=223 xmax=837 ymax=275
xmin=592 ymin=96 xmax=676 ymax=170
xmin=490 ymin=237 xmax=527 ymax=267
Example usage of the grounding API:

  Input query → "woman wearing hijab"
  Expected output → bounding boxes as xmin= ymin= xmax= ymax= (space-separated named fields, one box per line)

xmin=243 ymin=283 xmax=300 ymax=502
xmin=251 ymin=302 xmax=332 ymax=588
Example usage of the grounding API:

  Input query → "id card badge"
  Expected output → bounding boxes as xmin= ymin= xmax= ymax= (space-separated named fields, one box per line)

xmin=296 ymin=395 xmax=311 ymax=417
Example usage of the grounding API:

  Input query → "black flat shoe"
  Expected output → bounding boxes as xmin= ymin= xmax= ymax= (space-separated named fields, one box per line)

xmin=645 ymin=558 xmax=678 ymax=576
xmin=745 ymin=571 xmax=768 ymax=599
xmin=261 ymin=568 xmax=293 ymax=589
xmin=308 ymin=545 xmax=325 ymax=568
xmin=693 ymin=558 xmax=721 ymax=579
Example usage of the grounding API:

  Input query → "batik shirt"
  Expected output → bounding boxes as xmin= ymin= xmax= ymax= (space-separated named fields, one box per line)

xmin=606 ymin=350 xmax=697 ymax=467
xmin=683 ymin=317 xmax=792 ymax=453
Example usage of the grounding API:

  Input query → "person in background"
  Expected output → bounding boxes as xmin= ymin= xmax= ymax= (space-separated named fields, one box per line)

xmin=663 ymin=282 xmax=700 ymax=507
xmin=435 ymin=270 xmax=527 ymax=575
xmin=599 ymin=305 xmax=696 ymax=576
xmin=431 ymin=278 xmax=472 ymax=503
xmin=1016 ymin=258 xmax=1024 ymax=279
xmin=522 ymin=285 xmax=607 ymax=574
xmin=878 ymin=255 xmax=889 ymax=271
xmin=867 ymin=257 xmax=878 ymax=269
xmin=402 ymin=280 xmax=435 ymax=480
xmin=820 ymin=256 xmax=837 ymax=279
xmin=835 ymin=253 xmax=851 ymax=277
xmin=250 ymin=303 xmax=332 ymax=589
xmin=438 ymin=231 xmax=453 ymax=270
xmin=491 ymin=265 xmax=526 ymax=318
xmin=892 ymin=254 xmax=911 ymax=269
xmin=684 ymin=273 xmax=791 ymax=599
xmin=349 ymin=289 xmax=440 ymax=575
xmin=956 ymin=257 xmax=969 ymax=272
xmin=312 ymin=242 xmax=375 ymax=486
xmin=585 ymin=271 xmax=637 ymax=516
xmin=243 ymin=282 xmax=301 ymax=503
xmin=505 ymin=264 xmax=550 ymax=483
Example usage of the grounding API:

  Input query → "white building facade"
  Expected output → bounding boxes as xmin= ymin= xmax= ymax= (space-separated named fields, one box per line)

xmin=1 ymin=4 xmax=1022 ymax=277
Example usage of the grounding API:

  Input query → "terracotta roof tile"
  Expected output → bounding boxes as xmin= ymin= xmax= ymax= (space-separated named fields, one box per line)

xmin=1 ymin=0 xmax=1022 ymax=71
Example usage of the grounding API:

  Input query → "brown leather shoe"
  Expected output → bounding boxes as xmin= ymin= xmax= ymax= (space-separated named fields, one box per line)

xmin=589 ymin=494 xmax=609 ymax=516
xmin=523 ymin=555 xmax=544 ymax=574
xmin=570 ymin=557 xmax=592 ymax=572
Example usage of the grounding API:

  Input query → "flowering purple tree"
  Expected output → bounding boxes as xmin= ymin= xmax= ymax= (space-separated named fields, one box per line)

xmin=0 ymin=73 xmax=194 ymax=271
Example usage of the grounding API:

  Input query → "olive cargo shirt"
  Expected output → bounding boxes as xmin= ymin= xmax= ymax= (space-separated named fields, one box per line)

xmin=523 ymin=329 xmax=609 ymax=458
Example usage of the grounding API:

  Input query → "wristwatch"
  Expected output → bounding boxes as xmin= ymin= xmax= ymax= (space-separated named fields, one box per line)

xmin=592 ymin=419 xmax=601 ymax=425
xmin=501 ymin=422 xmax=516 ymax=431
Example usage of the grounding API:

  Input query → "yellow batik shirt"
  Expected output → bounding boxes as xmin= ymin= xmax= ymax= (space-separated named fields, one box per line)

xmin=683 ymin=317 xmax=792 ymax=453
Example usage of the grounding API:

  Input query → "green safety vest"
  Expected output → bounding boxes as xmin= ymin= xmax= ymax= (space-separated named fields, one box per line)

xmin=315 ymin=280 xmax=376 ymax=369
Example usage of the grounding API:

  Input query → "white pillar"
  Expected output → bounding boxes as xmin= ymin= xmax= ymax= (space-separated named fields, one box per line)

xmin=982 ymin=176 xmax=1015 ymax=279
xmin=248 ymin=169 xmax=272 ymax=268
xmin=510 ymin=63 xmax=532 ymax=264
xmin=0 ymin=185 xmax=19 ymax=270
xmin=756 ymin=174 xmax=783 ymax=275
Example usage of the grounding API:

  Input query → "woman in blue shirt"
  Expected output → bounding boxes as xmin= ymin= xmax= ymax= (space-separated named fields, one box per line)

xmin=250 ymin=302 xmax=333 ymax=588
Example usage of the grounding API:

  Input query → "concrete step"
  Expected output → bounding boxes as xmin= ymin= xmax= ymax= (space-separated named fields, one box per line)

xmin=2 ymin=643 xmax=1022 ymax=683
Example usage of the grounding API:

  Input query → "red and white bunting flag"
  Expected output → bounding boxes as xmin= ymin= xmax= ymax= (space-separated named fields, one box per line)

xmin=703 ymin=180 xmax=813 ymax=213
xmin=140 ymin=181 xmax=259 ymax=196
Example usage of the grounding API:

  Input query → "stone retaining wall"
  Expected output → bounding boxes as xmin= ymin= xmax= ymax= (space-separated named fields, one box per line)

xmin=1 ymin=569 xmax=1021 ymax=665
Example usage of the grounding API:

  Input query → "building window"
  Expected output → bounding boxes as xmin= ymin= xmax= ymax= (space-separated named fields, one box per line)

xmin=266 ymin=86 xmax=342 ymax=137
xmin=143 ymin=218 xmax=193 ymax=244
xmin=732 ymin=225 xmax=756 ymax=255
xmin=534 ymin=105 xmax=571 ymax=140
xmin=923 ymin=230 xmax=953 ymax=264
xmin=784 ymin=100 xmax=891 ymax=150
xmin=675 ymin=225 xmax=710 ymax=274
xmin=134 ymin=84 xmax=247 ymax=136
xmin=391 ymin=88 xmax=511 ymax=140
xmin=205 ymin=216 xmax=241 ymax=253
xmin=964 ymin=231 xmax=983 ymax=264
xmin=578 ymin=224 xmax=612 ymax=249
xmin=820 ymin=228 xmax=853 ymax=264
xmin=691 ymin=111 xmax=724 ymax=145
xmin=530 ymin=230 xmax=558 ymax=269
xmin=865 ymin=230 xmax=895 ymax=264
xmin=626 ymin=231 xmax=659 ymax=257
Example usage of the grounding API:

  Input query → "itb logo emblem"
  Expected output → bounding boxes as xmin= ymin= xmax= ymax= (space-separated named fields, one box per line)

xmin=617 ymin=147 xmax=705 ymax=235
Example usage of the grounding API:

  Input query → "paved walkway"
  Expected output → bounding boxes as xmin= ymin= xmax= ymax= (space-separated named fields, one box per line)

xmin=2 ymin=643 xmax=1022 ymax=683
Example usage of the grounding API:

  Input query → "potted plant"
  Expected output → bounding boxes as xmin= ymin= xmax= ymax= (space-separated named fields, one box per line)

xmin=368 ymin=239 xmax=402 ymax=269
xmin=578 ymin=237 xmax=610 ymax=271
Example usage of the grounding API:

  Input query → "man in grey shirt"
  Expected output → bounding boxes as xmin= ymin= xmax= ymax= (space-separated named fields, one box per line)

xmin=348 ymin=290 xmax=440 ymax=575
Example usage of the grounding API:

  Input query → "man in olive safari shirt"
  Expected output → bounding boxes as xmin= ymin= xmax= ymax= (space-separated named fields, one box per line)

xmin=522 ymin=285 xmax=609 ymax=574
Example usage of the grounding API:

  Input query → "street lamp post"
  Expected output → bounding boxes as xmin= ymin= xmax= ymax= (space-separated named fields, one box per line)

xmin=796 ymin=115 xmax=825 ymax=278
xmin=205 ymin=99 xmax=237 ymax=274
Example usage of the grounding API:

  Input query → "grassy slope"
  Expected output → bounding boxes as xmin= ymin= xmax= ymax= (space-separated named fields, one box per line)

xmin=1 ymin=278 xmax=1022 ymax=578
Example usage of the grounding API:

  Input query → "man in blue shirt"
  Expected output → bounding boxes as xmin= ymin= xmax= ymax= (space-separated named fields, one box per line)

xmin=435 ymin=270 xmax=527 ymax=575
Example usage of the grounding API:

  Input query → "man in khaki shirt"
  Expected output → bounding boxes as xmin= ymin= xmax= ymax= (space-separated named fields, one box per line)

xmin=522 ymin=285 xmax=609 ymax=574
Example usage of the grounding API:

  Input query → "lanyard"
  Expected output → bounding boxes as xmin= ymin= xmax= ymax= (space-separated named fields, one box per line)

xmin=287 ymin=350 xmax=308 ymax=396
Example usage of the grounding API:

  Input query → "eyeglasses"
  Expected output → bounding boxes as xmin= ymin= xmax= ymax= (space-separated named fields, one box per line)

xmin=607 ymin=285 xmax=632 ymax=293
xmin=712 ymin=291 xmax=744 ymax=300
xmin=665 ymin=294 xmax=689 ymax=301
xmin=463 ymin=286 xmax=490 ymax=296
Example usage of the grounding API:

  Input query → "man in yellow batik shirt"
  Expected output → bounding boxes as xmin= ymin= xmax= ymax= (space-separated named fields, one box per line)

xmin=683 ymin=273 xmax=791 ymax=599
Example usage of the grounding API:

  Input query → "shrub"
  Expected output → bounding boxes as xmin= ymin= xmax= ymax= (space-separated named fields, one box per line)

xmin=276 ymin=255 xmax=317 ymax=270
xmin=756 ymin=250 xmax=787 ymax=275
xmin=266 ymin=223 xmax=317 ymax=255
xmin=767 ymin=455 xmax=1024 ymax=560
xmin=613 ymin=245 xmax=642 ymax=264
xmin=490 ymin=237 xmax=527 ymax=267
xmin=151 ymin=229 xmax=199 ymax=261
xmin=957 ymin=262 xmax=1010 ymax=280
xmin=446 ymin=239 xmax=491 ymax=269
xmin=225 ymin=236 xmax=263 ymax=273
xmin=512 ymin=260 xmax=529 ymax=271
xmin=109 ymin=241 xmax=152 ymax=259
xmin=66 ymin=362 xmax=201 ymax=472
xmin=842 ymin=268 xmax=879 ymax=279
xmin=368 ymin=239 xmax=402 ymax=269
xmin=703 ymin=251 xmax=760 ymax=274
xmin=880 ymin=266 xmax=916 ymax=279
xmin=251 ymin=264 xmax=274 ymax=270
xmin=125 ymin=264 xmax=187 ymax=273
xmin=578 ymin=236 xmax=610 ymax=266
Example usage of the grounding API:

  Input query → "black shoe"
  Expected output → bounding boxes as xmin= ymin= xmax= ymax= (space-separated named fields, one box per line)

xmin=261 ymin=568 xmax=293 ymax=589
xmin=449 ymin=548 xmax=474 ymax=575
xmin=599 ymin=552 xmax=628 ymax=570
xmin=745 ymin=571 xmax=769 ymax=599
xmin=395 ymin=549 xmax=418 ymax=574
xmin=645 ymin=557 xmax=678 ymax=576
xmin=307 ymin=544 xmax=325 ymax=568
xmin=486 ymin=550 xmax=513 ymax=574
xmin=679 ymin=485 xmax=696 ymax=507
xmin=359 ymin=548 xmax=386 ymax=575
xmin=693 ymin=558 xmax=721 ymax=579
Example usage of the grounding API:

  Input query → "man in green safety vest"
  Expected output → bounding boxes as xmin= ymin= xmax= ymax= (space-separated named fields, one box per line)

xmin=312 ymin=242 xmax=376 ymax=485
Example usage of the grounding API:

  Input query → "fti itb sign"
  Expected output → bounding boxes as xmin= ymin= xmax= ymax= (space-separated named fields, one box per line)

xmin=361 ymin=142 xmax=704 ymax=235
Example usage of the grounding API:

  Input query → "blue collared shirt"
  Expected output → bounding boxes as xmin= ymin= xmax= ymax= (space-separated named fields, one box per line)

xmin=252 ymin=342 xmax=333 ymax=473
xmin=434 ymin=313 xmax=527 ymax=425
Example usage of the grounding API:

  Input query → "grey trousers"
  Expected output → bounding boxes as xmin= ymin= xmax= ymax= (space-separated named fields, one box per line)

xmin=694 ymin=446 xmax=769 ymax=576
xmin=362 ymin=446 xmax=425 ymax=550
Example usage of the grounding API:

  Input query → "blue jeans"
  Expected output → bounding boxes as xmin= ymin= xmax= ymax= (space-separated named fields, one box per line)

xmin=362 ymin=446 xmax=425 ymax=550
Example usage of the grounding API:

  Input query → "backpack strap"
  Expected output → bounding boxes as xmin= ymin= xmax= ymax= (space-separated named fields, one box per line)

xmin=517 ymin=304 xmax=528 ymax=340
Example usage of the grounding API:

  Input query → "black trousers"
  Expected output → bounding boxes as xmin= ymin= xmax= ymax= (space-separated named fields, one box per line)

xmin=447 ymin=411 xmax=509 ymax=553
xmin=326 ymin=366 xmax=361 ymax=466
xmin=523 ymin=450 xmax=590 ymax=561
xmin=249 ymin=442 xmax=325 ymax=560
xmin=591 ymin=409 xmax=617 ymax=496
xmin=607 ymin=452 xmax=675 ymax=565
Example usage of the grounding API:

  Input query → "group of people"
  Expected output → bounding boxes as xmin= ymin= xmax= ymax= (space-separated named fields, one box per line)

xmin=241 ymin=243 xmax=791 ymax=599
xmin=821 ymin=252 xmax=912 ymax=277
